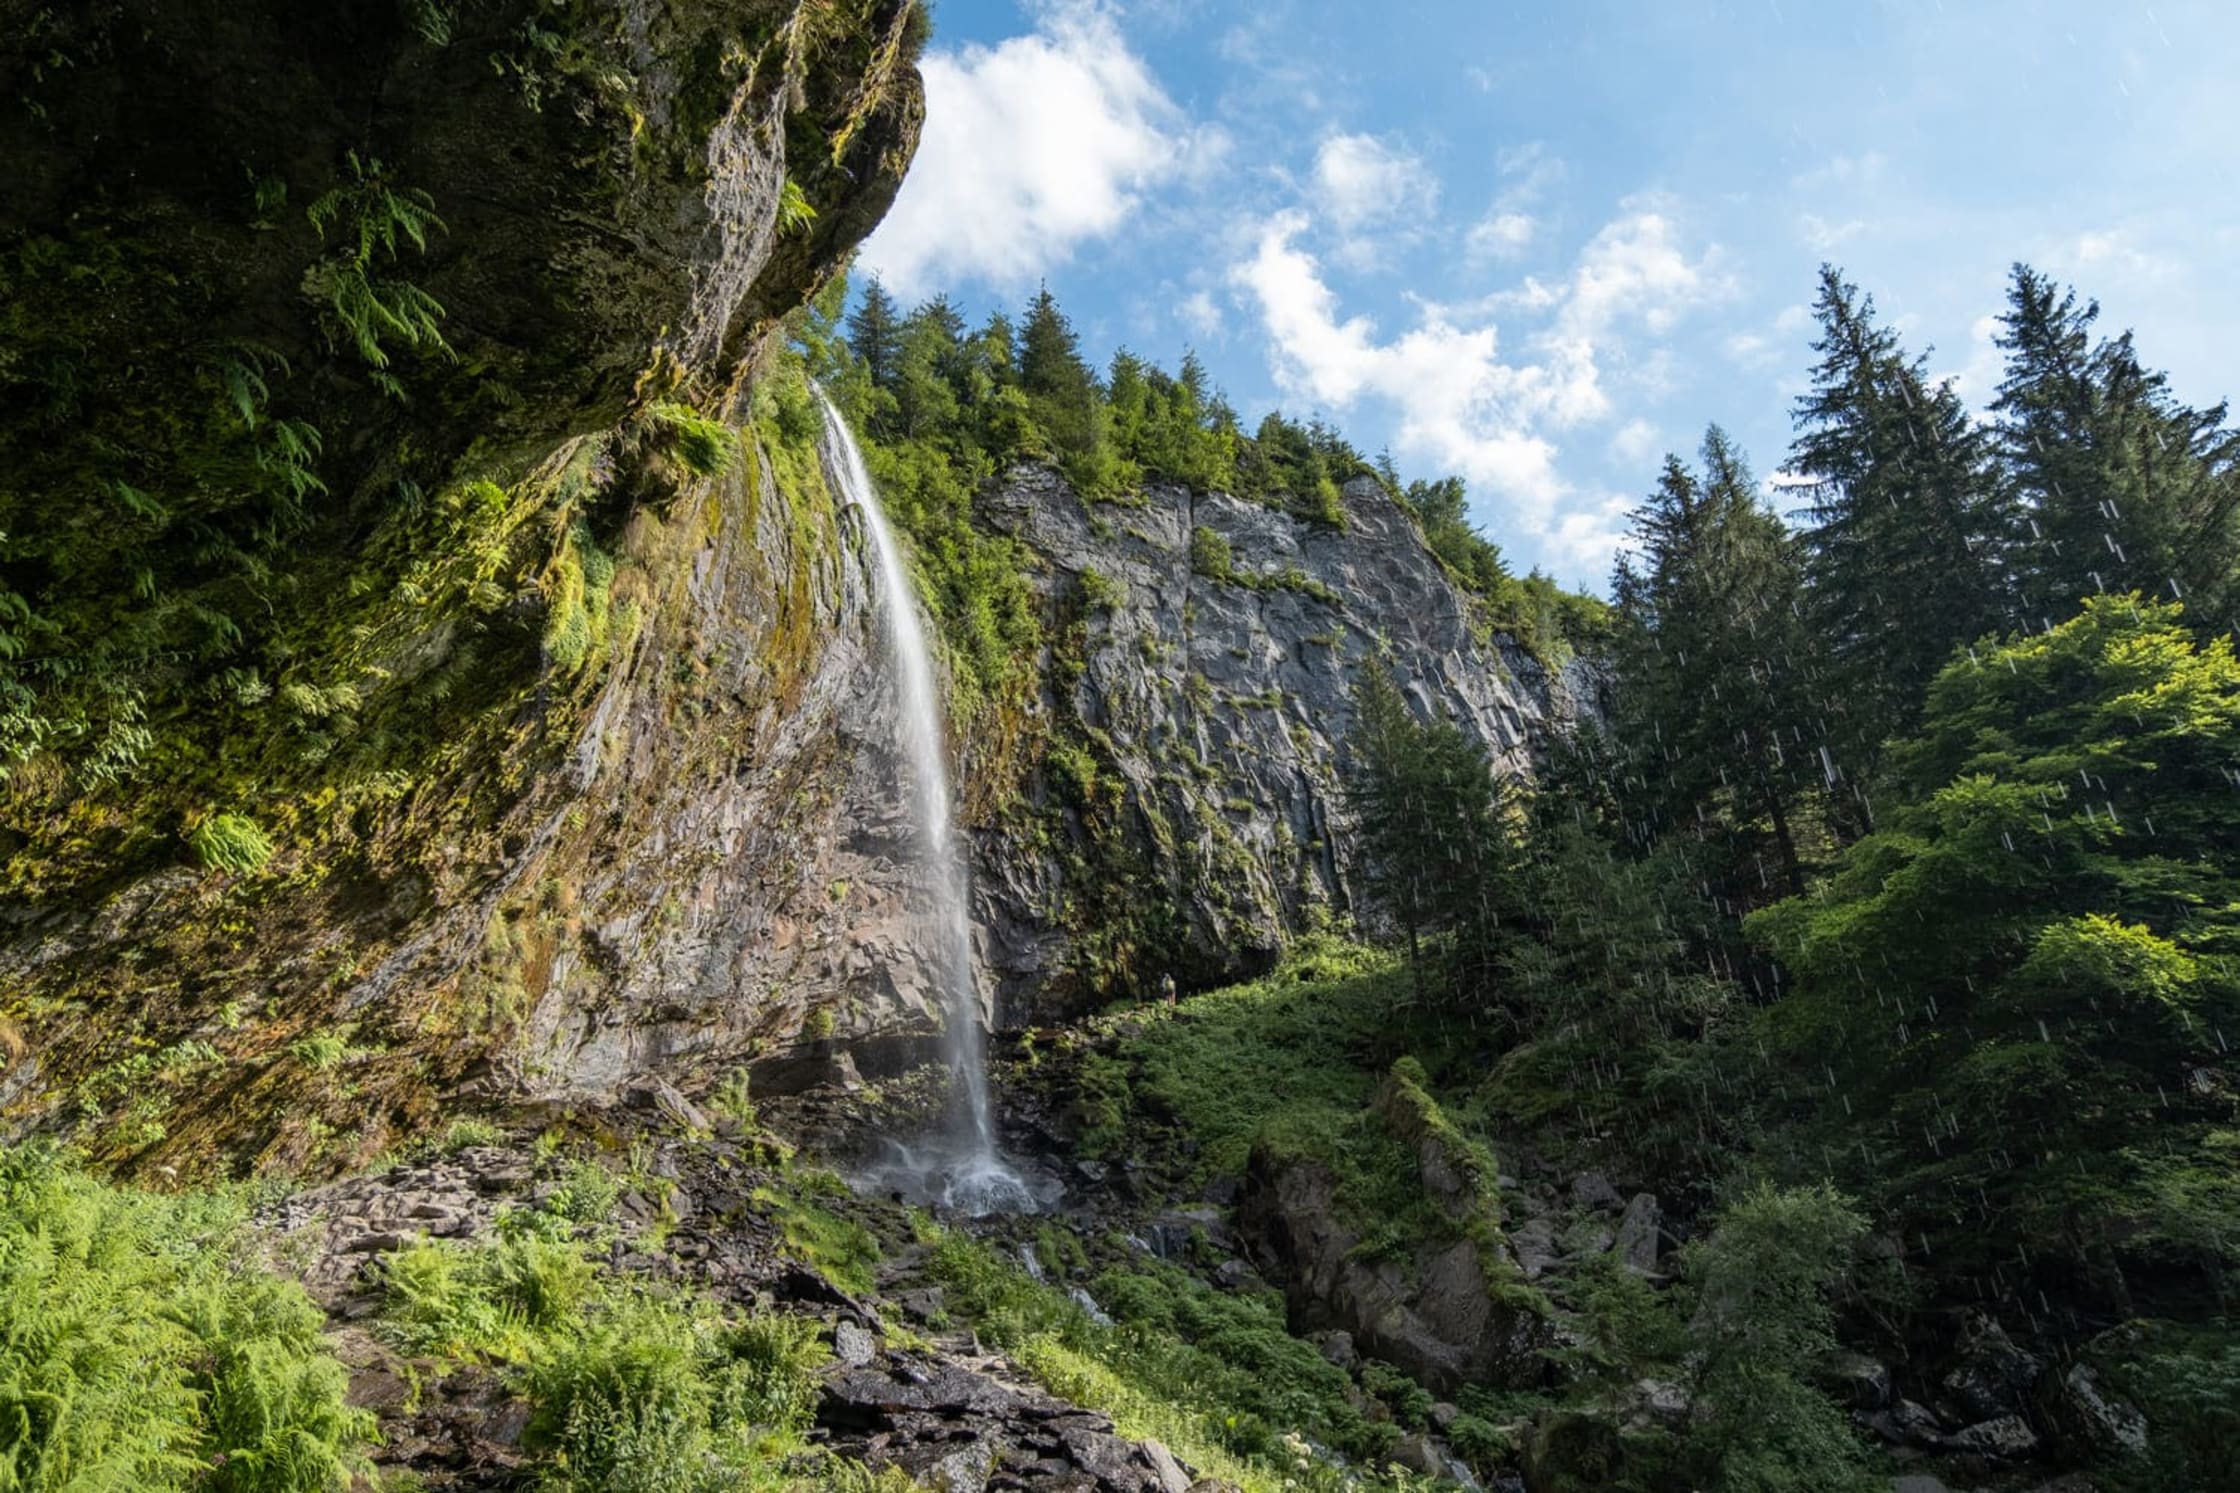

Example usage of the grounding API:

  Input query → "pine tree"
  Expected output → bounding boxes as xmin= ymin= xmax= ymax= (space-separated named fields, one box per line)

xmin=1017 ymin=286 xmax=1116 ymax=487
xmin=1341 ymin=667 xmax=1508 ymax=1006
xmin=1790 ymin=266 xmax=2016 ymax=788
xmin=1995 ymin=263 xmax=2240 ymax=629
xmin=845 ymin=276 xmax=903 ymax=393
xmin=891 ymin=298 xmax=963 ymax=440
xmin=1747 ymin=597 xmax=2240 ymax=1304
xmin=1609 ymin=429 xmax=1820 ymax=897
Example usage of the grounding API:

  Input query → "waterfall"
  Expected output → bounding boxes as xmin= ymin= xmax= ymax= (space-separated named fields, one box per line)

xmin=815 ymin=390 xmax=1041 ymax=1216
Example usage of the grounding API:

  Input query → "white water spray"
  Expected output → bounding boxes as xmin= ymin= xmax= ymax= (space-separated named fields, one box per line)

xmin=816 ymin=391 xmax=1044 ymax=1215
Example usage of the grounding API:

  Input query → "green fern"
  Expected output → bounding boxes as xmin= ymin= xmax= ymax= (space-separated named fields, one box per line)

xmin=305 ymin=153 xmax=451 ymax=383
xmin=188 ymin=812 xmax=275 ymax=874
xmin=286 ymin=1032 xmax=348 ymax=1071
xmin=0 ymin=1145 xmax=373 ymax=1490
xmin=647 ymin=401 xmax=738 ymax=476
xmin=777 ymin=177 xmax=817 ymax=237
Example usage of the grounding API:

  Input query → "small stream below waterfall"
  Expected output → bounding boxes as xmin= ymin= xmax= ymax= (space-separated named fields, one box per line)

xmin=815 ymin=391 xmax=1054 ymax=1217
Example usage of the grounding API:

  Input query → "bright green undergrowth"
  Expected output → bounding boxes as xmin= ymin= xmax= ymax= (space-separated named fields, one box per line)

xmin=378 ymin=1228 xmax=828 ymax=1493
xmin=1087 ymin=933 xmax=1401 ymax=1180
xmin=918 ymin=1223 xmax=1434 ymax=1493
xmin=0 ymin=1144 xmax=371 ymax=1492
xmin=373 ymin=1153 xmax=898 ymax=1493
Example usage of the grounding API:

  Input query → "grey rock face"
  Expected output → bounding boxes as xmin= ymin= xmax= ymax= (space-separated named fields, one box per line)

xmin=1945 ymin=1413 xmax=2041 ymax=1458
xmin=1936 ymin=1311 xmax=2044 ymax=1425
xmin=1238 ymin=1149 xmax=1544 ymax=1393
xmin=1613 ymin=1193 xmax=1662 ymax=1275
xmin=2042 ymin=1362 xmax=2147 ymax=1457
xmin=971 ymin=467 xmax=1591 ymax=1016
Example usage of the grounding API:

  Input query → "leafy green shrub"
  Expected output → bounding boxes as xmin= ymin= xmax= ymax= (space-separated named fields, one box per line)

xmin=755 ymin=1174 xmax=879 ymax=1296
xmin=1681 ymin=1183 xmax=1878 ymax=1493
xmin=189 ymin=812 xmax=276 ymax=873
xmin=0 ymin=1144 xmax=371 ymax=1491
xmin=545 ymin=1156 xmax=622 ymax=1226
xmin=523 ymin=1294 xmax=714 ymax=1493
xmin=647 ymin=402 xmax=738 ymax=477
xmin=2098 ymin=1327 xmax=2240 ymax=1491
xmin=709 ymin=1069 xmax=756 ymax=1129
xmin=383 ymin=1234 xmax=595 ymax=1359
xmin=1360 ymin=1360 xmax=1433 ymax=1428
xmin=286 ymin=1031 xmax=349 ymax=1071
xmin=923 ymin=1226 xmax=1408 ymax=1492
xmin=440 ymin=1117 xmax=502 ymax=1152
xmin=1077 ymin=565 xmax=1125 ymax=612
xmin=1445 ymin=1411 xmax=1513 ymax=1473
xmin=520 ymin=1294 xmax=825 ymax=1493
xmin=1189 ymin=524 xmax=1234 ymax=582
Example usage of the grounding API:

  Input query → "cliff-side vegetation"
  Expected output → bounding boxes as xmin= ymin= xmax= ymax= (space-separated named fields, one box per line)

xmin=1317 ymin=258 xmax=2240 ymax=1488
xmin=0 ymin=1145 xmax=371 ymax=1491
xmin=798 ymin=274 xmax=1608 ymax=710
xmin=0 ymin=0 xmax=927 ymax=1175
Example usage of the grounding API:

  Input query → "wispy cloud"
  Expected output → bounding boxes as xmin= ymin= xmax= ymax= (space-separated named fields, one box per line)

xmin=1464 ymin=142 xmax=1564 ymax=264
xmin=1310 ymin=132 xmax=1439 ymax=267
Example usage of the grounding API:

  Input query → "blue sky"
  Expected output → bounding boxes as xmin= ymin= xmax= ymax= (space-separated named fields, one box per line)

xmin=857 ymin=0 xmax=2240 ymax=590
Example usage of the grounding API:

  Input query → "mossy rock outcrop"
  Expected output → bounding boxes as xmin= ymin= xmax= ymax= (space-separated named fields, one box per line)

xmin=0 ymin=0 xmax=927 ymax=1175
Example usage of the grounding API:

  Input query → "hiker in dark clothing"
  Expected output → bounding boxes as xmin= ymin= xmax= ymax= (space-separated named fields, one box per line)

xmin=1159 ymin=972 xmax=1177 ymax=1006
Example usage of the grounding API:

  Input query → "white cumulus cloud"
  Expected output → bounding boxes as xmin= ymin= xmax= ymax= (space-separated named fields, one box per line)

xmin=855 ymin=4 xmax=1212 ymax=297
xmin=1467 ymin=211 xmax=1537 ymax=260
xmin=1230 ymin=204 xmax=1720 ymax=578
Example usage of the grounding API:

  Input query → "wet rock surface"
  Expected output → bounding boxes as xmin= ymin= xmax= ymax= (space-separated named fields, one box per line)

xmin=974 ymin=468 xmax=1596 ymax=1018
xmin=819 ymin=1352 xmax=1198 ymax=1492
xmin=1236 ymin=1149 xmax=1543 ymax=1394
xmin=252 ymin=1118 xmax=1247 ymax=1492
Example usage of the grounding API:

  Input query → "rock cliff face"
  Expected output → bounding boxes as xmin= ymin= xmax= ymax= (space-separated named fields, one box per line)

xmin=0 ymin=0 xmax=938 ymax=1170
xmin=967 ymin=466 xmax=1597 ymax=1019
xmin=0 ymin=0 xmax=1591 ymax=1171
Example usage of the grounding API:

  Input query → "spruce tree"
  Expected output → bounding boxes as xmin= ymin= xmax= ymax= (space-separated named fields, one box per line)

xmin=1017 ymin=287 xmax=1115 ymax=487
xmin=1342 ymin=667 xmax=1507 ymax=1007
xmin=844 ymin=276 xmax=903 ymax=393
xmin=1790 ymin=266 xmax=2016 ymax=790
xmin=1609 ymin=429 xmax=1820 ymax=897
xmin=891 ymin=298 xmax=963 ymax=440
xmin=1747 ymin=597 xmax=2240 ymax=1304
xmin=1995 ymin=263 xmax=2240 ymax=629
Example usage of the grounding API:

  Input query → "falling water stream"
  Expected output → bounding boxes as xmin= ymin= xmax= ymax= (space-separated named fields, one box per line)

xmin=816 ymin=391 xmax=1046 ymax=1216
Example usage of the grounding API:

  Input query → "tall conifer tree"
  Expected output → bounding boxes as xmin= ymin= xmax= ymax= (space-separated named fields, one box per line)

xmin=1610 ymin=428 xmax=1820 ymax=896
xmin=1995 ymin=263 xmax=2240 ymax=628
xmin=1789 ymin=267 xmax=2016 ymax=790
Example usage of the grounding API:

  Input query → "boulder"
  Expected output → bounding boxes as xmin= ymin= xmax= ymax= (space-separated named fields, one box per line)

xmin=1238 ymin=1151 xmax=1545 ymax=1393
xmin=2039 ymin=1361 xmax=2146 ymax=1458
xmin=903 ymin=1437 xmax=997 ymax=1493
xmin=1818 ymin=1348 xmax=1894 ymax=1410
xmin=832 ymin=1320 xmax=878 ymax=1368
xmin=1613 ymin=1194 xmax=1661 ymax=1274
xmin=1570 ymin=1174 xmax=1624 ymax=1211
xmin=1619 ymin=1377 xmax=1691 ymax=1433
xmin=1142 ymin=1440 xmax=1193 ymax=1493
xmin=622 ymin=1076 xmax=708 ymax=1133
xmin=1945 ymin=1413 xmax=2041 ymax=1458
xmin=1390 ymin=1431 xmax=1447 ymax=1477
xmin=1861 ymin=1398 xmax=1945 ymax=1448
xmin=1511 ymin=1217 xmax=1560 ymax=1279
xmin=1936 ymin=1311 xmax=2043 ymax=1424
